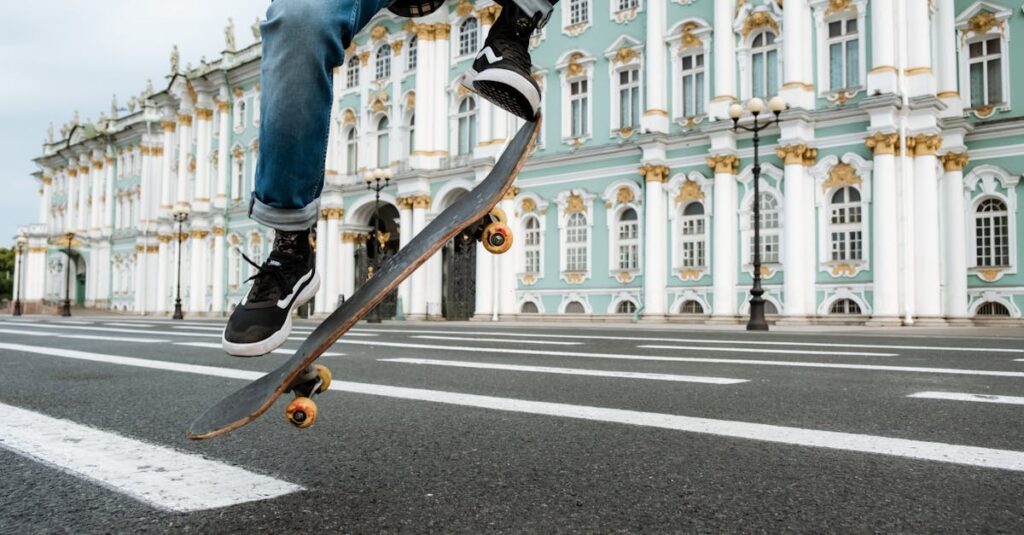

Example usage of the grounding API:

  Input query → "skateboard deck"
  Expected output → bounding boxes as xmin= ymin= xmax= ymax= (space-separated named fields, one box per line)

xmin=187 ymin=117 xmax=541 ymax=440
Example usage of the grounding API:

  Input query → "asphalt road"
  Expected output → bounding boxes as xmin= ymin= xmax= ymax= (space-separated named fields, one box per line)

xmin=1 ymin=316 xmax=1023 ymax=533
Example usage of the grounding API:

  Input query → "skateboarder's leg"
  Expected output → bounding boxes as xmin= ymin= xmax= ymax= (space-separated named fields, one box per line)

xmin=464 ymin=0 xmax=558 ymax=121
xmin=224 ymin=0 xmax=393 ymax=357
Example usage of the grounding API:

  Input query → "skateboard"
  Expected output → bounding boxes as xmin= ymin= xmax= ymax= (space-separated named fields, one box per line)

xmin=187 ymin=117 xmax=541 ymax=440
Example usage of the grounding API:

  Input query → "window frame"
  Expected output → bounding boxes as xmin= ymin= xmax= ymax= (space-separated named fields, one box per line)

xmin=956 ymin=4 xmax=1013 ymax=118
xmin=973 ymin=197 xmax=1011 ymax=268
xmin=812 ymin=0 xmax=867 ymax=100
xmin=556 ymin=190 xmax=595 ymax=283
xmin=374 ymin=44 xmax=391 ymax=81
xmin=562 ymin=0 xmax=592 ymax=35
xmin=557 ymin=52 xmax=595 ymax=145
xmin=963 ymin=164 xmax=1019 ymax=282
xmin=457 ymin=17 xmax=479 ymax=58
xmin=455 ymin=96 xmax=477 ymax=156
xmin=738 ymin=164 xmax=785 ymax=273
xmin=811 ymin=154 xmax=873 ymax=278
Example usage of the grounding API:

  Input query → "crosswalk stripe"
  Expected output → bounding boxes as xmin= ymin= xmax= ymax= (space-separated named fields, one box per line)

xmin=907 ymin=392 xmax=1024 ymax=406
xmin=0 ymin=402 xmax=302 ymax=512
xmin=332 ymin=340 xmax=1024 ymax=378
xmin=380 ymin=358 xmax=747 ymax=383
xmin=410 ymin=335 xmax=582 ymax=346
xmin=175 ymin=342 xmax=345 ymax=357
xmin=2 ymin=342 xmax=1023 ymax=473
xmin=0 ymin=328 xmax=167 ymax=344
xmin=638 ymin=344 xmax=893 ymax=357
xmin=104 ymin=322 xmax=157 ymax=328
xmin=351 ymin=328 xmax=1024 ymax=353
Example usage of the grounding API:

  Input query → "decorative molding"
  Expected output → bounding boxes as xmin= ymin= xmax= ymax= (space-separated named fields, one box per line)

xmin=864 ymin=132 xmax=900 ymax=156
xmin=822 ymin=162 xmax=862 ymax=191
xmin=639 ymin=164 xmax=670 ymax=183
xmin=706 ymin=154 xmax=740 ymax=175
xmin=906 ymin=134 xmax=943 ymax=157
xmin=940 ymin=152 xmax=970 ymax=172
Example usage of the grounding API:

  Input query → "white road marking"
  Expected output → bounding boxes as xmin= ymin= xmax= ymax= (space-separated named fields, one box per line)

xmin=175 ymin=342 xmax=344 ymax=357
xmin=104 ymin=322 xmax=157 ymax=328
xmin=332 ymin=340 xmax=1024 ymax=378
xmin=638 ymin=344 xmax=892 ymax=357
xmin=3 ymin=343 xmax=1024 ymax=473
xmin=380 ymin=358 xmax=747 ymax=384
xmin=907 ymin=392 xmax=1024 ymax=406
xmin=0 ymin=403 xmax=302 ymax=512
xmin=0 ymin=328 xmax=167 ymax=344
xmin=0 ymin=322 xmax=221 ymax=338
xmin=411 ymin=335 xmax=582 ymax=346
xmin=50 ymin=320 xmax=94 ymax=325
xmin=352 ymin=328 xmax=1024 ymax=353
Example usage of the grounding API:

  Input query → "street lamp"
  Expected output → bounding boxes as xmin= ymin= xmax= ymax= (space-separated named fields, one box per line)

xmin=13 ymin=237 xmax=26 ymax=316
xmin=364 ymin=168 xmax=392 ymax=324
xmin=172 ymin=211 xmax=190 ymax=320
xmin=62 ymin=232 xmax=74 ymax=317
xmin=730 ymin=96 xmax=787 ymax=331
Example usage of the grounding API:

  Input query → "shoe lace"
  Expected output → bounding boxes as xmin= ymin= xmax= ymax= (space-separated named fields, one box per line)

xmin=240 ymin=250 xmax=298 ymax=303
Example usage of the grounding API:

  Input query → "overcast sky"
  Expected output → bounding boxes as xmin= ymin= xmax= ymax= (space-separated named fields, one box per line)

xmin=0 ymin=0 xmax=269 ymax=246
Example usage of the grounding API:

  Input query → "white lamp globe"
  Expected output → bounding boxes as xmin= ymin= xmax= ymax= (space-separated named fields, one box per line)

xmin=768 ymin=96 xmax=786 ymax=113
xmin=728 ymin=103 xmax=743 ymax=119
xmin=747 ymin=97 xmax=765 ymax=114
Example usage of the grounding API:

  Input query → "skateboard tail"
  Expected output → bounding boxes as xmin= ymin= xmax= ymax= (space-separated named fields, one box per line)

xmin=187 ymin=117 xmax=541 ymax=440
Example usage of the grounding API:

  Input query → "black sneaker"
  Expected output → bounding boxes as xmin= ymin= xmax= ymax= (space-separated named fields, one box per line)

xmin=222 ymin=228 xmax=319 ymax=357
xmin=462 ymin=0 xmax=542 ymax=120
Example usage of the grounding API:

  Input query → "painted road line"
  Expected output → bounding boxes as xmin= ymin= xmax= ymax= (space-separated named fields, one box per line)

xmin=332 ymin=340 xmax=1024 ymax=378
xmin=410 ymin=335 xmax=582 ymax=346
xmin=0 ymin=322 xmax=222 ymax=338
xmin=907 ymin=392 xmax=1024 ymax=406
xmin=104 ymin=322 xmax=157 ymax=328
xmin=380 ymin=358 xmax=747 ymax=384
xmin=175 ymin=342 xmax=344 ymax=357
xmin=3 ymin=343 xmax=1024 ymax=473
xmin=50 ymin=320 xmax=94 ymax=325
xmin=171 ymin=326 xmax=369 ymax=337
xmin=637 ymin=345 xmax=895 ymax=357
xmin=0 ymin=328 xmax=168 ymax=344
xmin=351 ymin=328 xmax=1024 ymax=354
xmin=0 ymin=402 xmax=302 ymax=512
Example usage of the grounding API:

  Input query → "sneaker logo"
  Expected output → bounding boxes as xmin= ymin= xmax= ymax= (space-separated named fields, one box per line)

xmin=477 ymin=46 xmax=504 ymax=65
xmin=277 ymin=269 xmax=313 ymax=309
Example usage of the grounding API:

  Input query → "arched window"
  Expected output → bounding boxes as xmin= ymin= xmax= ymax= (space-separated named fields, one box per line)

xmin=346 ymin=55 xmax=360 ymax=88
xmin=827 ymin=17 xmax=860 ymax=91
xmin=565 ymin=301 xmax=585 ymax=314
xmin=616 ymin=208 xmax=639 ymax=271
xmin=829 ymin=187 xmax=863 ymax=261
xmin=407 ymin=36 xmax=418 ymax=70
xmin=345 ymin=128 xmax=359 ymax=174
xmin=750 ymin=192 xmax=781 ymax=263
xmin=680 ymin=300 xmax=704 ymax=315
xmin=375 ymin=117 xmax=390 ymax=168
xmin=750 ymin=32 xmax=779 ymax=99
xmin=975 ymin=198 xmax=1009 ymax=267
xmin=459 ymin=18 xmax=479 ymax=57
xmin=521 ymin=301 xmax=539 ymax=314
xmin=375 ymin=44 xmax=391 ymax=80
xmin=616 ymin=300 xmax=637 ymax=314
xmin=977 ymin=301 xmax=1010 ymax=316
xmin=829 ymin=298 xmax=862 ymax=315
xmin=456 ymin=97 xmax=477 ymax=156
xmin=681 ymin=51 xmax=705 ymax=118
xmin=967 ymin=37 xmax=1003 ymax=109
xmin=617 ymin=67 xmax=640 ymax=130
xmin=523 ymin=215 xmax=542 ymax=275
xmin=680 ymin=202 xmax=706 ymax=267
xmin=566 ymin=212 xmax=588 ymax=272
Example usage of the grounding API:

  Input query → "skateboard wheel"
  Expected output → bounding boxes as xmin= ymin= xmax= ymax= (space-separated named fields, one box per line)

xmin=482 ymin=223 xmax=513 ymax=255
xmin=314 ymin=364 xmax=332 ymax=394
xmin=285 ymin=397 xmax=318 ymax=429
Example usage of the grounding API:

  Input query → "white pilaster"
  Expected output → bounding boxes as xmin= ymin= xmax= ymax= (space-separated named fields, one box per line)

xmin=339 ymin=233 xmax=356 ymax=305
xmin=325 ymin=213 xmax=341 ymax=306
xmin=474 ymin=243 xmax=494 ymax=320
xmin=641 ymin=163 xmax=669 ymax=318
xmin=215 ymin=99 xmax=230 ymax=209
xmin=642 ymin=0 xmax=669 ymax=132
xmin=867 ymin=0 xmax=897 ymax=94
xmin=156 ymin=234 xmax=170 ymax=312
xmin=212 ymin=226 xmax=226 ymax=315
xmin=711 ymin=0 xmax=737 ymax=119
xmin=911 ymin=136 xmax=942 ymax=319
xmin=409 ymin=199 xmax=429 ymax=319
xmin=781 ymin=0 xmax=815 ymax=110
xmin=314 ymin=215 xmax=329 ymax=314
xmin=397 ymin=198 xmax=413 ymax=316
xmin=161 ymin=117 xmax=176 ymax=215
xmin=939 ymin=152 xmax=969 ymax=319
xmin=194 ymin=104 xmax=213 ymax=212
xmin=934 ymin=0 xmax=961 ymax=116
xmin=708 ymin=131 xmax=739 ymax=317
xmin=904 ymin=0 xmax=935 ymax=97
xmin=66 ymin=170 xmax=77 ymax=234
xmin=175 ymin=112 xmax=192 ymax=211
xmin=497 ymin=195 xmax=518 ymax=317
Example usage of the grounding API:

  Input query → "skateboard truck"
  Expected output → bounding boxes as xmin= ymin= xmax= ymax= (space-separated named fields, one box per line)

xmin=284 ymin=364 xmax=332 ymax=429
xmin=465 ymin=208 xmax=513 ymax=255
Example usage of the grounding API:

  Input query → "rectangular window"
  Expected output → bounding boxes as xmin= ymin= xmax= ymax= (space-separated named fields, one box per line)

xmin=618 ymin=69 xmax=640 ymax=130
xmin=570 ymin=0 xmax=589 ymax=25
xmin=617 ymin=0 xmax=638 ymax=11
xmin=570 ymin=79 xmax=589 ymax=137
xmin=968 ymin=38 xmax=1004 ymax=108
xmin=681 ymin=53 xmax=705 ymax=118
xmin=827 ymin=18 xmax=859 ymax=91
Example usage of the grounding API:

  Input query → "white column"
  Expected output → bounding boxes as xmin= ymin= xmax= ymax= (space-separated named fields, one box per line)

xmin=156 ymin=235 xmax=170 ymax=312
xmin=934 ymin=0 xmax=961 ymax=116
xmin=103 ymin=155 xmax=115 ymax=233
xmin=709 ymin=154 xmax=739 ymax=317
xmin=339 ymin=233 xmax=356 ymax=304
xmin=139 ymin=146 xmax=152 ymax=226
xmin=176 ymin=113 xmax=192 ymax=210
xmin=864 ymin=133 xmax=900 ymax=320
xmin=90 ymin=157 xmax=102 ymax=233
xmin=66 ymin=170 xmax=77 ymax=234
xmin=211 ymin=228 xmax=225 ymax=314
xmin=475 ymin=243 xmax=494 ymax=319
xmin=781 ymin=0 xmax=814 ymax=110
xmin=940 ymin=152 xmax=969 ymax=319
xmin=868 ymin=0 xmax=897 ymax=94
xmin=778 ymin=145 xmax=811 ymax=317
xmin=134 ymin=245 xmax=148 ymax=313
xmin=215 ymin=100 xmax=230 ymax=208
xmin=497 ymin=195 xmax=518 ymax=317
xmin=77 ymin=161 xmax=89 ymax=231
xmin=325 ymin=213 xmax=341 ymax=306
xmin=314 ymin=215 xmax=329 ymax=314
xmin=425 ymin=219 xmax=443 ymax=318
xmin=911 ymin=136 xmax=942 ymax=319
xmin=642 ymin=0 xmax=669 ymax=132
xmin=397 ymin=198 xmax=413 ymax=316
xmin=904 ymin=0 xmax=935 ymax=97
xmin=161 ymin=119 xmax=176 ymax=215
xmin=194 ymin=107 xmax=213 ymax=211
xmin=40 ymin=175 xmax=52 ymax=228
xmin=433 ymin=24 xmax=451 ymax=163
xmin=189 ymin=233 xmax=206 ymax=313
xmin=641 ymin=165 xmax=669 ymax=318
xmin=711 ymin=0 xmax=737 ymax=119
xmin=412 ymin=24 xmax=435 ymax=169
xmin=410 ymin=198 xmax=429 ymax=319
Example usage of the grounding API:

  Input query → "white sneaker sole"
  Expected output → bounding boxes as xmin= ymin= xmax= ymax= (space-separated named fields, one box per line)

xmin=221 ymin=271 xmax=321 ymax=357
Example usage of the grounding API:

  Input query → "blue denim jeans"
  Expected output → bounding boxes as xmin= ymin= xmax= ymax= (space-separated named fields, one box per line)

xmin=251 ymin=0 xmax=557 ymax=231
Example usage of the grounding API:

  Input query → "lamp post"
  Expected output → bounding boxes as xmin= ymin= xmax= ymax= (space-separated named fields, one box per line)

xmin=364 ymin=168 xmax=392 ymax=324
xmin=62 ymin=232 xmax=74 ymax=317
xmin=172 ymin=211 xmax=189 ymax=320
xmin=729 ymin=96 xmax=787 ymax=331
xmin=13 ymin=238 xmax=26 ymax=316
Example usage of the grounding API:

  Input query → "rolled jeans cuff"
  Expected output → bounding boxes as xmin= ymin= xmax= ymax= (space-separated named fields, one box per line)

xmin=249 ymin=195 xmax=321 ymax=231
xmin=513 ymin=0 xmax=555 ymax=27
